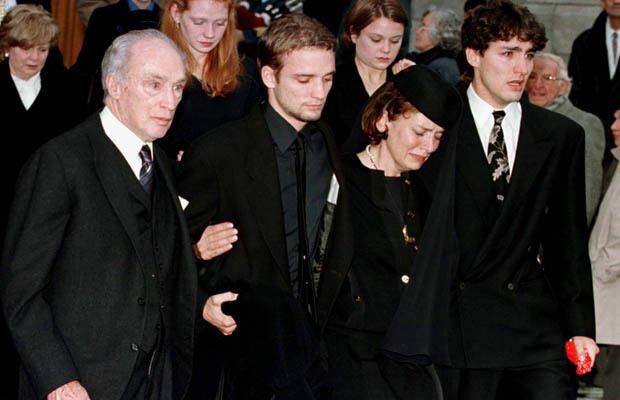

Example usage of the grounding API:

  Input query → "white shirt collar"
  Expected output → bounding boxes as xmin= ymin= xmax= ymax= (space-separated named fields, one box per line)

xmin=11 ymin=71 xmax=41 ymax=110
xmin=100 ymin=106 xmax=153 ymax=180
xmin=606 ymin=17 xmax=620 ymax=78
xmin=467 ymin=84 xmax=522 ymax=171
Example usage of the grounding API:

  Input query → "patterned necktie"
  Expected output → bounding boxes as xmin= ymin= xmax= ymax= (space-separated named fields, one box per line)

xmin=139 ymin=145 xmax=154 ymax=193
xmin=487 ymin=110 xmax=510 ymax=202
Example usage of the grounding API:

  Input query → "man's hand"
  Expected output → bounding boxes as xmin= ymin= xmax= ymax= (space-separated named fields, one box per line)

xmin=203 ymin=292 xmax=239 ymax=335
xmin=571 ymin=336 xmax=600 ymax=365
xmin=193 ymin=222 xmax=238 ymax=260
xmin=47 ymin=381 xmax=90 ymax=400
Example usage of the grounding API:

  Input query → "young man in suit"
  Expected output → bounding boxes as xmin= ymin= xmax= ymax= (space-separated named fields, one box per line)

xmin=440 ymin=1 xmax=599 ymax=399
xmin=1 ymin=29 xmax=202 ymax=400
xmin=177 ymin=13 xmax=339 ymax=399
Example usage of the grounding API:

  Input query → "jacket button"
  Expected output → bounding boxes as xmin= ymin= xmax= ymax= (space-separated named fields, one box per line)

xmin=160 ymin=304 xmax=166 ymax=309
xmin=130 ymin=343 xmax=139 ymax=352
xmin=354 ymin=295 xmax=362 ymax=303
xmin=401 ymin=275 xmax=410 ymax=284
xmin=459 ymin=282 xmax=466 ymax=290
xmin=507 ymin=283 xmax=515 ymax=291
xmin=137 ymin=297 xmax=145 ymax=305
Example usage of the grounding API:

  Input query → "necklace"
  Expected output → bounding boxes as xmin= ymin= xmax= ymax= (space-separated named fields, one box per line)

xmin=366 ymin=145 xmax=379 ymax=170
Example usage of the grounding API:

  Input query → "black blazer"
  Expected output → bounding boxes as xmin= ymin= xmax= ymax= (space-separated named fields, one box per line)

xmin=0 ymin=115 xmax=197 ymax=399
xmin=177 ymin=103 xmax=346 ymax=295
xmin=569 ymin=11 xmax=620 ymax=153
xmin=449 ymin=98 xmax=595 ymax=368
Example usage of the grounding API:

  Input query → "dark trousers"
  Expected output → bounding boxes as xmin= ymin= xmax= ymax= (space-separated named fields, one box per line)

xmin=437 ymin=359 xmax=575 ymax=400
xmin=593 ymin=345 xmax=620 ymax=400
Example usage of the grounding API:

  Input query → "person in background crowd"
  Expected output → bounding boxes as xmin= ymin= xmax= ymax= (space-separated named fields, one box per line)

xmin=158 ymin=0 xmax=261 ymax=162
xmin=76 ymin=0 xmax=165 ymax=26
xmin=320 ymin=65 xmax=461 ymax=400
xmin=569 ymin=0 xmax=620 ymax=168
xmin=71 ymin=0 xmax=161 ymax=115
xmin=177 ymin=13 xmax=340 ymax=400
xmin=1 ymin=29 xmax=205 ymax=400
xmin=436 ymin=2 xmax=598 ymax=399
xmin=322 ymin=0 xmax=407 ymax=153
xmin=0 ymin=6 xmax=79 ymax=398
xmin=590 ymin=110 xmax=620 ymax=400
xmin=406 ymin=6 xmax=461 ymax=85
xmin=526 ymin=52 xmax=605 ymax=227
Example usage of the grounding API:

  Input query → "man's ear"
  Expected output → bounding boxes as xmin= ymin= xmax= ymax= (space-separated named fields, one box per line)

xmin=105 ymin=74 xmax=122 ymax=100
xmin=465 ymin=47 xmax=481 ymax=68
xmin=261 ymin=65 xmax=277 ymax=89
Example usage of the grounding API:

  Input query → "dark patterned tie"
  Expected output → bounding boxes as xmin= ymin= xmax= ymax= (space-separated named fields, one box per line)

xmin=613 ymin=32 xmax=618 ymax=69
xmin=487 ymin=110 xmax=510 ymax=202
xmin=139 ymin=145 xmax=154 ymax=193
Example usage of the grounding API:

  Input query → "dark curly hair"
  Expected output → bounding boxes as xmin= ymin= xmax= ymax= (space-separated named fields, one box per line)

xmin=461 ymin=0 xmax=547 ymax=54
xmin=361 ymin=81 xmax=416 ymax=144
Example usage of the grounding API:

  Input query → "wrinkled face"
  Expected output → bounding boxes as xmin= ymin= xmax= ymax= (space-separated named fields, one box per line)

xmin=172 ymin=0 xmax=229 ymax=60
xmin=526 ymin=57 xmax=568 ymax=107
xmin=262 ymin=48 xmax=335 ymax=131
xmin=381 ymin=110 xmax=443 ymax=172
xmin=107 ymin=39 xmax=187 ymax=142
xmin=467 ymin=37 xmax=535 ymax=109
xmin=352 ymin=17 xmax=404 ymax=71
xmin=8 ymin=43 xmax=50 ymax=80
xmin=602 ymin=0 xmax=620 ymax=19
xmin=415 ymin=13 xmax=435 ymax=52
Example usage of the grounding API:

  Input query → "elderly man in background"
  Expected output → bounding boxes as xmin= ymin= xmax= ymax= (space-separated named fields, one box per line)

xmin=589 ymin=111 xmax=620 ymax=400
xmin=526 ymin=52 xmax=606 ymax=226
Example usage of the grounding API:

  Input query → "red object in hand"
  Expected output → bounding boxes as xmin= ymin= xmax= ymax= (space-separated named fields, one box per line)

xmin=565 ymin=339 xmax=593 ymax=375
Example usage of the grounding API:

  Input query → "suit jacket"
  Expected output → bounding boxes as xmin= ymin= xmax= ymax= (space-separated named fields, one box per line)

xmin=569 ymin=11 xmax=620 ymax=155
xmin=448 ymin=98 xmax=595 ymax=368
xmin=77 ymin=0 xmax=165 ymax=25
xmin=0 ymin=114 xmax=197 ymax=399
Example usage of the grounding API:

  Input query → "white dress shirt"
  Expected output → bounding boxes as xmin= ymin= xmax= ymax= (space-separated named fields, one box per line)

xmin=467 ymin=84 xmax=522 ymax=172
xmin=11 ymin=71 xmax=41 ymax=110
xmin=100 ymin=106 xmax=153 ymax=180
xmin=606 ymin=18 xmax=620 ymax=78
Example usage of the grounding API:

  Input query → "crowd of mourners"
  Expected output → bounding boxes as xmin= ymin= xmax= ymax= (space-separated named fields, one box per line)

xmin=1 ymin=0 xmax=619 ymax=399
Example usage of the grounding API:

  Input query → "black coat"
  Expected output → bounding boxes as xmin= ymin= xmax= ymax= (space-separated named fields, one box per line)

xmin=448 ymin=98 xmax=595 ymax=368
xmin=0 ymin=115 xmax=197 ymax=399
xmin=569 ymin=11 xmax=620 ymax=156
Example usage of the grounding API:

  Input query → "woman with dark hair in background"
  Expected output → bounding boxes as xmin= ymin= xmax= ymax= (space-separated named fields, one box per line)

xmin=320 ymin=65 xmax=461 ymax=400
xmin=159 ymin=0 xmax=261 ymax=161
xmin=322 ymin=0 xmax=408 ymax=153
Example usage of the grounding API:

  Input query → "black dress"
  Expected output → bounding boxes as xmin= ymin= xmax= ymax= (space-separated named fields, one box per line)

xmin=157 ymin=57 xmax=261 ymax=160
xmin=324 ymin=154 xmax=440 ymax=400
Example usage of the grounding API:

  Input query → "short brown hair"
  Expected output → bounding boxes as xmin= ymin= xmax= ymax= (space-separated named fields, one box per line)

xmin=461 ymin=0 xmax=547 ymax=54
xmin=342 ymin=0 xmax=409 ymax=47
xmin=0 ymin=4 xmax=59 ymax=58
xmin=161 ymin=0 xmax=240 ymax=97
xmin=258 ymin=14 xmax=336 ymax=74
xmin=361 ymin=81 xmax=416 ymax=144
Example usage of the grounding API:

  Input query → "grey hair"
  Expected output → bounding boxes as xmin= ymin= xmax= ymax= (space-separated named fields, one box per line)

xmin=534 ymin=52 xmax=570 ymax=81
xmin=422 ymin=6 xmax=461 ymax=52
xmin=101 ymin=29 xmax=187 ymax=97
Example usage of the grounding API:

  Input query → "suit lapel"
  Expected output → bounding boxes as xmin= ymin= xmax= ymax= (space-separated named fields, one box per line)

xmin=456 ymin=103 xmax=498 ymax=227
xmin=88 ymin=119 xmax=147 ymax=266
xmin=242 ymin=110 xmax=289 ymax=283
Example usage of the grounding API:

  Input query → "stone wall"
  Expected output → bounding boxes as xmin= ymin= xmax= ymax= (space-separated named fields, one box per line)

xmin=408 ymin=0 xmax=603 ymax=61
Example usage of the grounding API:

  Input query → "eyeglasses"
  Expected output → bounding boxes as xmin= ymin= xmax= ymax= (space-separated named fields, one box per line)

xmin=527 ymin=73 xmax=562 ymax=82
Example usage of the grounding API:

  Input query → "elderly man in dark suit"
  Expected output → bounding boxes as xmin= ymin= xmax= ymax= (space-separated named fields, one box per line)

xmin=437 ymin=2 xmax=598 ymax=399
xmin=1 ymin=29 xmax=200 ymax=400
xmin=569 ymin=0 xmax=620 ymax=166
xmin=177 ymin=13 xmax=340 ymax=399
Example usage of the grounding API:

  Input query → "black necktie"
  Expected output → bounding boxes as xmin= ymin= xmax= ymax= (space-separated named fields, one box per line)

xmin=295 ymin=134 xmax=317 ymax=323
xmin=139 ymin=145 xmax=154 ymax=194
xmin=487 ymin=110 xmax=510 ymax=202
